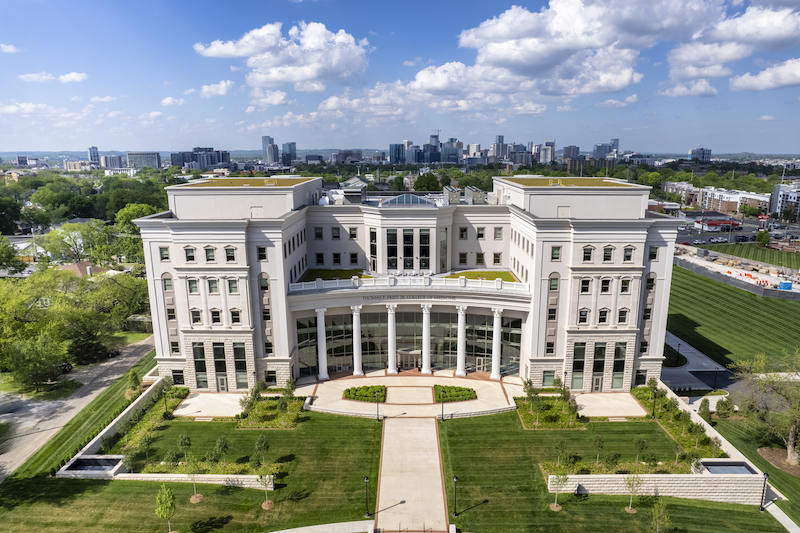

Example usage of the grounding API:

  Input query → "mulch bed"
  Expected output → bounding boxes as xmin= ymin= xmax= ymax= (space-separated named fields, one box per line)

xmin=758 ymin=447 xmax=800 ymax=478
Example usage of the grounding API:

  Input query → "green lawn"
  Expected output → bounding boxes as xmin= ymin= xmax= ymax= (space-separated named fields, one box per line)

xmin=439 ymin=412 xmax=783 ymax=533
xmin=0 ymin=373 xmax=84 ymax=401
xmin=445 ymin=270 xmax=517 ymax=282
xmin=298 ymin=269 xmax=371 ymax=282
xmin=715 ymin=419 xmax=800 ymax=526
xmin=697 ymin=243 xmax=800 ymax=270
xmin=0 ymin=412 xmax=382 ymax=532
xmin=667 ymin=266 xmax=800 ymax=370
xmin=108 ymin=331 xmax=153 ymax=347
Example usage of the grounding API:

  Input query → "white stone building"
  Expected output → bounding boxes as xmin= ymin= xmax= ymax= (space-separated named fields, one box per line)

xmin=135 ymin=176 xmax=678 ymax=393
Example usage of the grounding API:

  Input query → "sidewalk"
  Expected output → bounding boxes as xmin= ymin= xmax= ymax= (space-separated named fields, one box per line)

xmin=660 ymin=331 xmax=729 ymax=390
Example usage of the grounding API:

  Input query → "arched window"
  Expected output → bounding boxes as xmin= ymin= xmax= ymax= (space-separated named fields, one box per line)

xmin=161 ymin=273 xmax=174 ymax=292
xmin=618 ymin=308 xmax=630 ymax=324
xmin=548 ymin=273 xmax=560 ymax=291
xmin=582 ymin=245 xmax=595 ymax=262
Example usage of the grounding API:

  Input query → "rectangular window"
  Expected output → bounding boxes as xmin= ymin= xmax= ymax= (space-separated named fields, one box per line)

xmin=635 ymin=370 xmax=647 ymax=387
xmin=578 ymin=309 xmax=588 ymax=323
xmin=314 ymin=227 xmax=323 ymax=240
xmin=333 ymin=253 xmax=341 ymax=265
xmin=265 ymin=370 xmax=277 ymax=386
xmin=211 ymin=310 xmax=221 ymax=324
xmin=332 ymin=227 xmax=340 ymax=240
xmin=542 ymin=370 xmax=555 ymax=387
xmin=170 ymin=341 xmax=180 ymax=354
xmin=208 ymin=279 xmax=218 ymax=293
xmin=226 ymin=248 xmax=235 ymax=262
xmin=387 ymin=229 xmax=398 ymax=270
xmin=580 ymin=279 xmax=590 ymax=293
xmin=163 ymin=278 xmax=173 ymax=291
xmin=159 ymin=247 xmax=170 ymax=261
xmin=493 ymin=253 xmax=501 ymax=265
xmin=263 ymin=309 xmax=271 ymax=321
xmin=167 ymin=308 xmax=176 ymax=320
xmin=193 ymin=342 xmax=207 ymax=388
xmin=599 ymin=309 xmax=608 ymax=323
xmin=572 ymin=343 xmax=586 ymax=389
xmin=283 ymin=243 xmax=287 ymax=259
xmin=349 ymin=227 xmax=357 ymax=240
xmin=618 ymin=309 xmax=628 ymax=323
xmin=546 ymin=342 xmax=555 ymax=355
xmin=551 ymin=246 xmax=561 ymax=260
xmin=476 ymin=253 xmax=485 ymax=265
xmin=646 ymin=278 xmax=655 ymax=290
xmin=264 ymin=341 xmax=274 ymax=355
xmin=603 ymin=247 xmax=613 ymax=262
xmin=316 ymin=253 xmax=324 ymax=265
xmin=205 ymin=248 xmax=215 ymax=262
xmin=601 ymin=279 xmax=610 ymax=293
xmin=233 ymin=342 xmax=248 ymax=389
xmin=228 ymin=279 xmax=238 ymax=293
xmin=612 ymin=342 xmax=626 ymax=388
xmin=185 ymin=248 xmax=195 ymax=262
xmin=419 ymin=229 xmax=430 ymax=269
xmin=403 ymin=229 xmax=414 ymax=270
xmin=643 ymin=308 xmax=652 ymax=320
xmin=231 ymin=310 xmax=240 ymax=324
xmin=548 ymin=308 xmax=557 ymax=321
xmin=593 ymin=343 xmax=606 ymax=373
xmin=172 ymin=370 xmax=185 ymax=385
xmin=621 ymin=279 xmax=630 ymax=293
xmin=624 ymin=247 xmax=633 ymax=261
xmin=494 ymin=227 xmax=502 ymax=239
xmin=649 ymin=246 xmax=658 ymax=261
xmin=549 ymin=278 xmax=559 ymax=291
xmin=260 ymin=277 xmax=269 ymax=290
xmin=459 ymin=227 xmax=468 ymax=240
xmin=583 ymin=248 xmax=593 ymax=262
xmin=477 ymin=227 xmax=485 ymax=240
xmin=459 ymin=253 xmax=467 ymax=265
xmin=640 ymin=341 xmax=648 ymax=353
xmin=257 ymin=246 xmax=267 ymax=261
xmin=350 ymin=253 xmax=358 ymax=265
xmin=213 ymin=343 xmax=226 ymax=373
xmin=191 ymin=310 xmax=201 ymax=323
xmin=188 ymin=279 xmax=198 ymax=294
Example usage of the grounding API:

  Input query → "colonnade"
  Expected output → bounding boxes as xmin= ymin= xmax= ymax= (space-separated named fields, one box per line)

xmin=314 ymin=304 xmax=504 ymax=381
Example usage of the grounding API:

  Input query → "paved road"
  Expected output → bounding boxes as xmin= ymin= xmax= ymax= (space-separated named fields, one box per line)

xmin=0 ymin=335 xmax=154 ymax=483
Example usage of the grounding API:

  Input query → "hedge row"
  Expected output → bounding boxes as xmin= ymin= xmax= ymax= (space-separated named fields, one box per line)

xmin=434 ymin=385 xmax=477 ymax=403
xmin=343 ymin=385 xmax=386 ymax=403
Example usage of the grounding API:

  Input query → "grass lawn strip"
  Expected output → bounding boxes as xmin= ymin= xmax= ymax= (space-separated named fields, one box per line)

xmin=439 ymin=411 xmax=782 ymax=533
xmin=444 ymin=270 xmax=517 ymax=282
xmin=434 ymin=384 xmax=476 ymax=402
xmin=0 ymin=373 xmax=84 ymax=401
xmin=343 ymin=385 xmax=386 ymax=403
xmin=697 ymin=243 xmax=800 ymax=270
xmin=298 ymin=268 xmax=372 ymax=282
xmin=667 ymin=265 xmax=800 ymax=370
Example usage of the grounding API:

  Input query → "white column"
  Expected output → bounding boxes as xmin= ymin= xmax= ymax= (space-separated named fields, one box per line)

xmin=386 ymin=304 xmax=398 ymax=374
xmin=199 ymin=275 xmax=209 ymax=325
xmin=590 ymin=275 xmax=600 ymax=328
xmin=455 ymin=305 xmax=468 ymax=377
xmin=490 ymin=307 xmax=503 ymax=381
xmin=421 ymin=304 xmax=432 ymax=375
xmin=315 ymin=308 xmax=329 ymax=380
xmin=610 ymin=275 xmax=621 ymax=328
xmin=220 ymin=276 xmax=230 ymax=328
xmin=351 ymin=305 xmax=363 ymax=376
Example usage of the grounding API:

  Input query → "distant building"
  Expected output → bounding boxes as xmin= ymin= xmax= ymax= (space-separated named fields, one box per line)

xmin=331 ymin=150 xmax=362 ymax=165
xmin=66 ymin=161 xmax=94 ymax=171
xmin=88 ymin=146 xmax=100 ymax=164
xmin=127 ymin=152 xmax=162 ymax=169
xmin=104 ymin=168 xmax=138 ymax=177
xmin=770 ymin=182 xmax=800 ymax=218
xmin=593 ymin=143 xmax=612 ymax=160
xmin=689 ymin=147 xmax=712 ymax=163
xmin=101 ymin=155 xmax=124 ymax=169
xmin=403 ymin=140 xmax=413 ymax=150
xmin=15 ymin=156 xmax=28 ymax=166
xmin=262 ymin=136 xmax=279 ymax=165
xmin=171 ymin=148 xmax=230 ymax=169
xmin=304 ymin=154 xmax=324 ymax=165
xmin=562 ymin=145 xmax=580 ymax=160
xmin=389 ymin=144 xmax=406 ymax=165
xmin=282 ymin=142 xmax=296 ymax=162
xmin=629 ymin=154 xmax=656 ymax=166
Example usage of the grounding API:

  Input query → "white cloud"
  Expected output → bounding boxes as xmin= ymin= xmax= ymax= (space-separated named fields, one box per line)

xmin=19 ymin=71 xmax=55 ymax=82
xmin=246 ymin=106 xmax=256 ymax=113
xmin=230 ymin=65 xmax=241 ymax=71
xmin=161 ymin=96 xmax=185 ymax=106
xmin=219 ymin=106 xmax=224 ymax=110
xmin=403 ymin=57 xmax=422 ymax=67
xmin=667 ymin=42 xmax=752 ymax=79
xmin=557 ymin=104 xmax=578 ymax=112
xmin=756 ymin=115 xmax=775 ymax=121
xmin=106 ymin=110 xmax=123 ymax=118
xmin=139 ymin=111 xmax=162 ymax=119
xmin=183 ymin=88 xmax=196 ymax=95
xmin=58 ymin=72 xmax=88 ymax=83
xmin=729 ymin=58 xmax=800 ymax=90
xmin=90 ymin=96 xmax=116 ymax=102
xmin=1 ymin=44 xmax=20 ymax=53
xmin=71 ymin=96 xmax=82 ymax=101
xmin=657 ymin=79 xmax=719 ymax=97
xmin=510 ymin=101 xmax=547 ymax=115
xmin=194 ymin=21 xmax=369 ymax=92
xmin=199 ymin=80 xmax=235 ymax=98
xmin=595 ymin=94 xmax=638 ymax=107
xmin=0 ymin=102 xmax=66 ymax=115
xmin=249 ymin=88 xmax=289 ymax=109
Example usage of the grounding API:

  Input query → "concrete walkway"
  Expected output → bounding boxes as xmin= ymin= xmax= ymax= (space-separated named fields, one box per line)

xmin=375 ymin=418 xmax=449 ymax=533
xmin=661 ymin=331 xmax=732 ymax=390
xmin=0 ymin=335 xmax=155 ymax=483
xmin=765 ymin=501 xmax=800 ymax=533
xmin=270 ymin=520 xmax=374 ymax=533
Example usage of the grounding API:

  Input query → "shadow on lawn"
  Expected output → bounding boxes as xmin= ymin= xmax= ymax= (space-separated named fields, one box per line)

xmin=666 ymin=313 xmax=734 ymax=368
xmin=190 ymin=515 xmax=233 ymax=533
xmin=0 ymin=475 xmax=111 ymax=512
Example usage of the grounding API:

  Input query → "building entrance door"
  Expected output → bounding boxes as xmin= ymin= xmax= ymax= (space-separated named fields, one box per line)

xmin=335 ymin=358 xmax=345 ymax=372
xmin=592 ymin=375 xmax=603 ymax=392
xmin=400 ymin=350 xmax=419 ymax=369
xmin=475 ymin=357 xmax=489 ymax=373
xmin=217 ymin=375 xmax=228 ymax=392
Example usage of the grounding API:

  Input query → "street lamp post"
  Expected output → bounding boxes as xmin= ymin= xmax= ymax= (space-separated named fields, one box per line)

xmin=651 ymin=385 xmax=657 ymax=419
xmin=364 ymin=476 xmax=370 ymax=518
xmin=760 ymin=473 xmax=770 ymax=512
xmin=162 ymin=386 xmax=167 ymax=415
xmin=714 ymin=367 xmax=719 ymax=391
xmin=375 ymin=390 xmax=380 ymax=422
xmin=441 ymin=390 xmax=445 ymax=421
xmin=564 ymin=371 xmax=568 ymax=389
xmin=452 ymin=476 xmax=458 ymax=517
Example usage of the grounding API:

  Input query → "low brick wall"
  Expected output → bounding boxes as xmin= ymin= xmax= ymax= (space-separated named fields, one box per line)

xmin=114 ymin=473 xmax=272 ymax=490
xmin=547 ymin=473 xmax=764 ymax=506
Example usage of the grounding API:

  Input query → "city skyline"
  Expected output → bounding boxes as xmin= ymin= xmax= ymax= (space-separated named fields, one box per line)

xmin=1 ymin=1 xmax=800 ymax=153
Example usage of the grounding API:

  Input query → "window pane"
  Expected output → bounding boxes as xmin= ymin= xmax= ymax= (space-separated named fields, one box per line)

xmin=258 ymin=246 xmax=267 ymax=260
xmin=583 ymin=248 xmax=592 ymax=261
xmin=185 ymin=248 xmax=195 ymax=261
xmin=228 ymin=279 xmax=238 ymax=293
xmin=551 ymin=246 xmax=561 ymax=260
xmin=543 ymin=370 xmax=554 ymax=387
xmin=163 ymin=278 xmax=173 ymax=291
xmin=208 ymin=279 xmax=218 ymax=293
xmin=206 ymin=248 xmax=215 ymax=261
xmin=226 ymin=248 xmax=235 ymax=262
xmin=549 ymin=278 xmax=558 ymax=291
xmin=160 ymin=247 xmax=169 ymax=260
xmin=624 ymin=247 xmax=633 ymax=261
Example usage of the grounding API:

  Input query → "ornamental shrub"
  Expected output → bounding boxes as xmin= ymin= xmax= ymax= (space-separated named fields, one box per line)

xmin=343 ymin=385 xmax=386 ymax=403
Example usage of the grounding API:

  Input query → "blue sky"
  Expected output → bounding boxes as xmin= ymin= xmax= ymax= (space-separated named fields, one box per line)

xmin=2 ymin=0 xmax=800 ymax=154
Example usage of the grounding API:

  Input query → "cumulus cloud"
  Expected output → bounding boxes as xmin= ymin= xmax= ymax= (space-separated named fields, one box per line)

xmin=199 ymin=80 xmax=235 ymax=98
xmin=90 ymin=96 xmax=116 ymax=102
xmin=557 ymin=104 xmax=578 ymax=112
xmin=183 ymin=88 xmax=197 ymax=95
xmin=193 ymin=21 xmax=369 ymax=92
xmin=19 ymin=72 xmax=55 ymax=82
xmin=249 ymin=88 xmax=289 ymax=109
xmin=58 ymin=72 xmax=88 ymax=83
xmin=658 ymin=79 xmax=718 ymax=97
xmin=161 ymin=96 xmax=185 ymax=106
xmin=1 ymin=44 xmax=20 ymax=53
xmin=729 ymin=58 xmax=800 ymax=90
xmin=510 ymin=101 xmax=547 ymax=115
xmin=230 ymin=65 xmax=241 ymax=71
xmin=139 ymin=111 xmax=162 ymax=119
xmin=70 ymin=96 xmax=82 ymax=101
xmin=106 ymin=110 xmax=123 ymax=118
xmin=756 ymin=115 xmax=775 ymax=121
xmin=595 ymin=94 xmax=638 ymax=107
xmin=403 ymin=57 xmax=422 ymax=67
xmin=0 ymin=102 xmax=66 ymax=115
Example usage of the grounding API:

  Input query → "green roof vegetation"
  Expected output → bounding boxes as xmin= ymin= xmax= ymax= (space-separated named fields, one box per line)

xmin=183 ymin=177 xmax=313 ymax=187
xmin=297 ymin=269 xmax=372 ymax=282
xmin=445 ymin=270 xmax=517 ymax=282
xmin=504 ymin=177 xmax=635 ymax=187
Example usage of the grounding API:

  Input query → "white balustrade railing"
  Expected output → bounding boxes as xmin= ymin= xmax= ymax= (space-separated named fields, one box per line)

xmin=288 ymin=275 xmax=530 ymax=294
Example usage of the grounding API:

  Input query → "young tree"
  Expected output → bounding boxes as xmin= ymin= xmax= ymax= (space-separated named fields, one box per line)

xmin=122 ymin=452 xmax=137 ymax=473
xmin=666 ymin=397 xmax=680 ymax=423
xmin=634 ymin=435 xmax=648 ymax=465
xmin=709 ymin=436 xmax=722 ymax=458
xmin=255 ymin=433 xmax=269 ymax=464
xmin=715 ymin=396 xmax=734 ymax=418
xmin=140 ymin=431 xmax=154 ymax=462
xmin=259 ymin=463 xmax=281 ymax=509
xmin=155 ymin=483 xmax=176 ymax=533
xmin=624 ymin=472 xmax=643 ymax=512
xmin=646 ymin=377 xmax=659 ymax=399
xmin=650 ymin=498 xmax=671 ymax=533
xmin=672 ymin=440 xmax=683 ymax=465
xmin=689 ymin=422 xmax=705 ymax=449
xmin=215 ymin=435 xmax=229 ymax=464
xmin=551 ymin=473 xmax=569 ymax=510
xmin=163 ymin=448 xmax=178 ymax=468
xmin=594 ymin=435 xmax=605 ymax=465
xmin=185 ymin=452 xmax=202 ymax=500
xmin=128 ymin=369 xmax=141 ymax=391
xmin=559 ymin=379 xmax=571 ymax=413
xmin=177 ymin=434 xmax=191 ymax=462
xmin=523 ymin=378 xmax=537 ymax=414
xmin=698 ymin=398 xmax=711 ymax=423
xmin=554 ymin=439 xmax=567 ymax=467
xmin=756 ymin=230 xmax=770 ymax=246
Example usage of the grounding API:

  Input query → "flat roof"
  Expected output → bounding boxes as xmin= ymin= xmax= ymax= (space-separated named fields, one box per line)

xmin=181 ymin=177 xmax=314 ymax=188
xmin=503 ymin=177 xmax=635 ymax=187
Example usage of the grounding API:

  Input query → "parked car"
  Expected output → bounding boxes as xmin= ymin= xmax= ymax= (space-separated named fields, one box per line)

xmin=107 ymin=348 xmax=121 ymax=358
xmin=692 ymin=239 xmax=705 ymax=245
xmin=680 ymin=241 xmax=691 ymax=245
xmin=735 ymin=235 xmax=748 ymax=242
xmin=61 ymin=362 xmax=73 ymax=373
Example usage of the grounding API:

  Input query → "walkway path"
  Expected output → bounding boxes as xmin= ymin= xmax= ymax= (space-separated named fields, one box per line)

xmin=0 ymin=335 xmax=154 ymax=483
xmin=375 ymin=418 xmax=449 ymax=533
xmin=661 ymin=331 xmax=730 ymax=391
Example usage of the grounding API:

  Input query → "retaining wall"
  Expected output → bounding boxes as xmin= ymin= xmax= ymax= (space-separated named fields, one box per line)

xmin=674 ymin=257 xmax=800 ymax=301
xmin=114 ymin=473 xmax=272 ymax=490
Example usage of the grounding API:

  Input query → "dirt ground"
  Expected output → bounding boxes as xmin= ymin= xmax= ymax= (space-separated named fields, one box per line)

xmin=758 ymin=447 xmax=800 ymax=478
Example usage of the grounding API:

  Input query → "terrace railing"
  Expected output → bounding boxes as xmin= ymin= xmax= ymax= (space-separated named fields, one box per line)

xmin=288 ymin=275 xmax=530 ymax=295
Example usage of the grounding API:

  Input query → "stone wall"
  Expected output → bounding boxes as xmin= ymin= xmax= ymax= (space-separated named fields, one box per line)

xmin=114 ymin=473 xmax=272 ymax=490
xmin=547 ymin=473 xmax=764 ymax=506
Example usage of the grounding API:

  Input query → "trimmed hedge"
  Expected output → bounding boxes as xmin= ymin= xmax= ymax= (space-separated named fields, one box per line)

xmin=343 ymin=385 xmax=386 ymax=403
xmin=434 ymin=385 xmax=477 ymax=403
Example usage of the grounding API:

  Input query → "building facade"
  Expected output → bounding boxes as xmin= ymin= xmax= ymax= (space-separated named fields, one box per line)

xmin=88 ymin=146 xmax=100 ymax=164
xmin=136 ymin=176 xmax=677 ymax=393
xmin=127 ymin=152 xmax=162 ymax=169
xmin=689 ymin=147 xmax=712 ymax=162
xmin=101 ymin=155 xmax=124 ymax=169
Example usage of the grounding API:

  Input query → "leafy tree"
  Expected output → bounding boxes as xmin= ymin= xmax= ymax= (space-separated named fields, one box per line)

xmin=698 ymin=398 xmax=711 ymax=423
xmin=634 ymin=435 xmax=648 ymax=464
xmin=554 ymin=439 xmax=567 ymax=466
xmin=715 ymin=396 xmax=734 ymax=418
xmin=177 ymin=434 xmax=191 ymax=462
xmin=523 ymin=378 xmax=539 ymax=415
xmin=163 ymin=448 xmax=178 ymax=467
xmin=414 ymin=173 xmax=440 ymax=191
xmin=122 ymin=452 xmax=136 ymax=473
xmin=756 ymin=230 xmax=770 ymax=246
xmin=624 ymin=472 xmax=642 ymax=511
xmin=689 ymin=421 xmax=705 ymax=449
xmin=390 ymin=175 xmax=405 ymax=191
xmin=0 ymin=236 xmax=26 ymax=273
xmin=215 ymin=435 xmax=229 ymax=464
xmin=0 ymin=196 xmax=22 ymax=234
xmin=140 ymin=431 xmax=154 ymax=461
xmin=255 ymin=433 xmax=269 ymax=463
xmin=551 ymin=472 xmax=569 ymax=508
xmin=128 ymin=369 xmax=141 ymax=391
xmin=650 ymin=498 xmax=671 ymax=533
xmin=672 ymin=440 xmax=683 ymax=465
xmin=185 ymin=452 xmax=202 ymax=497
xmin=594 ymin=434 xmax=605 ymax=465
xmin=259 ymin=463 xmax=281 ymax=507
xmin=114 ymin=203 xmax=159 ymax=233
xmin=155 ymin=483 xmax=176 ymax=533
xmin=10 ymin=332 xmax=66 ymax=392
